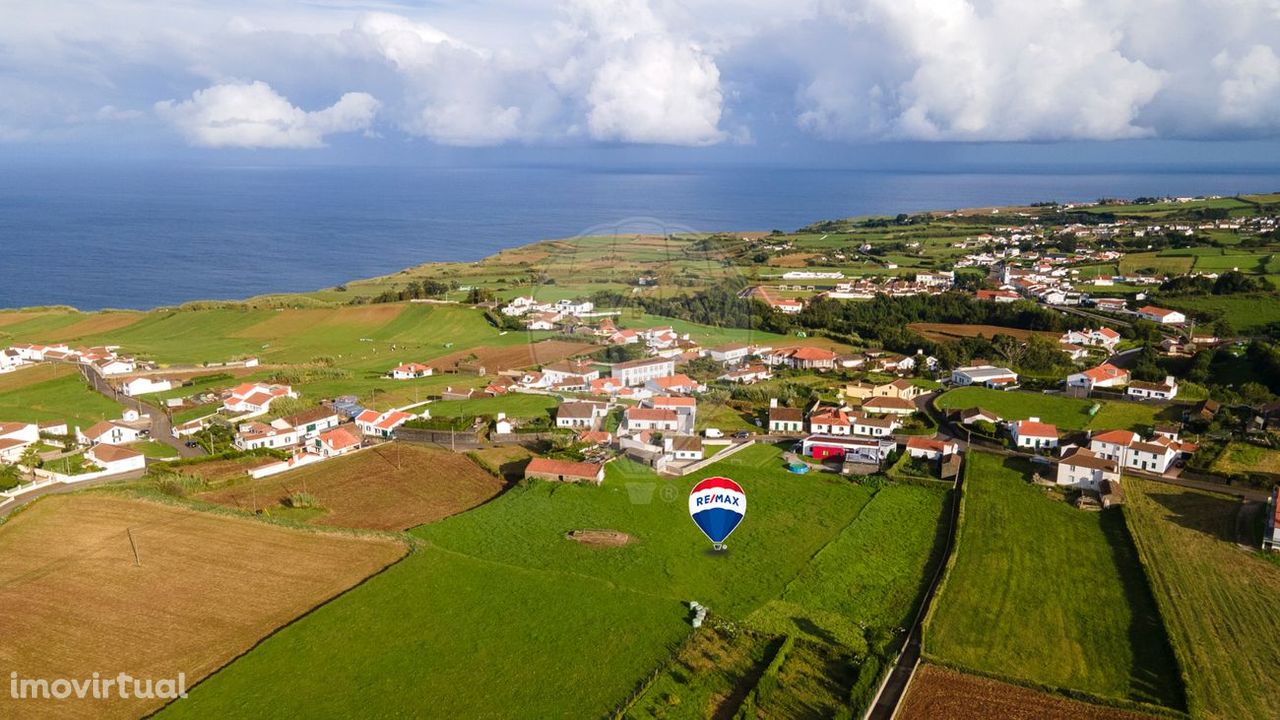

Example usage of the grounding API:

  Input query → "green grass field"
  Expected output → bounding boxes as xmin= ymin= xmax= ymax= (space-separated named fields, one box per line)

xmin=1160 ymin=294 xmax=1280 ymax=332
xmin=424 ymin=393 xmax=558 ymax=419
xmin=935 ymin=387 xmax=1163 ymax=431
xmin=0 ymin=370 xmax=123 ymax=430
xmin=163 ymin=444 xmax=949 ymax=717
xmin=748 ymin=484 xmax=949 ymax=650
xmin=1125 ymin=479 xmax=1280 ymax=720
xmin=924 ymin=452 xmax=1183 ymax=710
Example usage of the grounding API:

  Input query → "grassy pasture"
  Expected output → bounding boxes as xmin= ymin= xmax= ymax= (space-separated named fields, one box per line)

xmin=1119 ymin=252 xmax=1195 ymax=276
xmin=0 ymin=367 xmax=123 ymax=429
xmin=0 ymin=494 xmax=406 ymax=720
xmin=1160 ymin=294 xmax=1280 ymax=332
xmin=924 ymin=452 xmax=1183 ymax=710
xmin=424 ymin=393 xmax=558 ymax=419
xmin=907 ymin=323 xmax=1058 ymax=343
xmin=159 ymin=547 xmax=690 ymax=720
xmin=1210 ymin=441 xmax=1280 ymax=477
xmin=196 ymin=444 xmax=505 ymax=531
xmin=935 ymin=387 xmax=1164 ymax=432
xmin=748 ymin=484 xmax=949 ymax=650
xmin=1125 ymin=479 xmax=1280 ymax=720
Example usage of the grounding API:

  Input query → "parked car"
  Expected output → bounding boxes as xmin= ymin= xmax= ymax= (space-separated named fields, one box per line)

xmin=732 ymin=430 xmax=751 ymax=439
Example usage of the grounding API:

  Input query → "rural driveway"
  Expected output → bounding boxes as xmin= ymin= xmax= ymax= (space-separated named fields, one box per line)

xmin=79 ymin=366 xmax=204 ymax=459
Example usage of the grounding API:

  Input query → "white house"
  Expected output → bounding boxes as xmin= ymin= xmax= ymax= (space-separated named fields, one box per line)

xmin=555 ymin=401 xmax=609 ymax=429
xmin=85 ymin=444 xmax=146 ymax=474
xmin=1136 ymin=306 xmax=1186 ymax=324
xmin=121 ymin=376 xmax=174 ymax=397
xmin=78 ymin=421 xmax=142 ymax=446
xmin=905 ymin=436 xmax=959 ymax=461
xmin=355 ymin=409 xmax=414 ymax=438
xmin=808 ymin=407 xmax=853 ymax=436
xmin=1010 ymin=418 xmax=1059 ymax=449
xmin=0 ymin=422 xmax=39 ymax=463
xmin=223 ymin=382 xmax=297 ymax=414
xmin=93 ymin=357 xmax=137 ymax=376
xmin=390 ymin=362 xmax=434 ymax=380
xmin=768 ymin=402 xmax=805 ymax=434
xmin=501 ymin=296 xmax=539 ymax=316
xmin=1127 ymin=376 xmax=1178 ymax=400
xmin=853 ymin=414 xmax=900 ymax=437
xmin=623 ymin=407 xmax=680 ymax=433
xmin=1061 ymin=327 xmax=1121 ymax=351
xmin=1056 ymin=447 xmax=1120 ymax=489
xmin=280 ymin=406 xmax=341 ymax=439
xmin=313 ymin=427 xmax=361 ymax=457
xmin=860 ymin=396 xmax=918 ymax=416
xmin=612 ymin=357 xmax=676 ymax=387
xmin=649 ymin=396 xmax=697 ymax=434
xmin=1067 ymin=363 xmax=1130 ymax=391
xmin=708 ymin=343 xmax=752 ymax=365
xmin=1089 ymin=429 xmax=1190 ymax=475
xmin=951 ymin=365 xmax=1019 ymax=388
xmin=671 ymin=435 xmax=705 ymax=461
xmin=542 ymin=360 xmax=600 ymax=388
xmin=235 ymin=421 xmax=300 ymax=451
xmin=554 ymin=299 xmax=594 ymax=316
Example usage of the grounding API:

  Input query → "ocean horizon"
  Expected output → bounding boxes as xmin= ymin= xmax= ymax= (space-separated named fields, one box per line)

xmin=3 ymin=164 xmax=1279 ymax=311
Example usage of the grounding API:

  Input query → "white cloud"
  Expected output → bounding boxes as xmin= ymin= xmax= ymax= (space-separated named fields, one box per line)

xmin=154 ymin=81 xmax=378 ymax=148
xmin=4 ymin=1 xmax=1280 ymax=148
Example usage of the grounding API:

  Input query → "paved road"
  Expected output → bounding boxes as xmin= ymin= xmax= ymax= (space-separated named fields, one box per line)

xmin=79 ymin=366 xmax=205 ymax=459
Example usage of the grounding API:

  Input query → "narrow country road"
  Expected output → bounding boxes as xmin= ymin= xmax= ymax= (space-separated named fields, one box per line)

xmin=78 ymin=365 xmax=205 ymax=459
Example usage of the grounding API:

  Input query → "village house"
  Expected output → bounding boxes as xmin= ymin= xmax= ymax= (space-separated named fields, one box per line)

xmin=78 ymin=420 xmax=142 ymax=446
xmin=975 ymin=289 xmax=1020 ymax=303
xmin=853 ymin=414 xmax=901 ymax=437
xmin=951 ymin=365 xmax=1019 ymax=388
xmin=0 ymin=422 xmax=39 ymax=463
xmin=808 ymin=407 xmax=853 ymax=435
xmin=844 ymin=381 xmax=876 ymax=401
xmin=649 ymin=396 xmax=697 ymax=434
xmin=671 ymin=435 xmax=705 ymax=461
xmin=767 ymin=402 xmax=805 ymax=434
xmin=647 ymin=374 xmax=703 ymax=395
xmin=860 ymin=396 xmax=917 ymax=416
xmin=93 ymin=357 xmax=137 ymax=376
xmin=1089 ymin=429 xmax=1193 ymax=475
xmin=801 ymin=435 xmax=896 ymax=465
xmin=1136 ymin=305 xmax=1187 ymax=325
xmin=555 ymin=401 xmax=609 ymax=430
xmin=524 ymin=457 xmax=604 ymax=485
xmin=280 ymin=406 xmax=341 ymax=439
xmin=1056 ymin=447 xmax=1120 ymax=490
xmin=612 ymin=357 xmax=676 ymax=387
xmin=525 ymin=312 xmax=561 ymax=331
xmin=905 ymin=436 xmax=959 ymax=461
xmin=542 ymin=360 xmax=601 ymax=388
xmin=623 ymin=407 xmax=680 ymax=434
xmin=390 ymin=362 xmax=434 ymax=380
xmin=500 ymin=296 xmax=538 ymax=316
xmin=223 ymin=382 xmax=297 ymax=414
xmin=1010 ymin=418 xmax=1059 ymax=449
xmin=956 ymin=407 xmax=1002 ymax=425
xmin=38 ymin=420 xmax=68 ymax=436
xmin=1092 ymin=297 xmax=1128 ymax=313
xmin=120 ymin=376 xmax=173 ymax=397
xmin=313 ymin=427 xmax=361 ymax=457
xmin=1067 ymin=363 xmax=1130 ymax=391
xmin=235 ymin=421 xmax=300 ymax=451
xmin=708 ymin=342 xmax=753 ymax=365
xmin=873 ymin=378 xmax=924 ymax=401
xmin=718 ymin=364 xmax=771 ymax=384
xmin=85 ymin=444 xmax=146 ymax=475
xmin=1060 ymin=327 xmax=1122 ymax=351
xmin=764 ymin=346 xmax=838 ymax=371
xmin=1127 ymin=376 xmax=1179 ymax=401
xmin=355 ymin=409 xmax=414 ymax=438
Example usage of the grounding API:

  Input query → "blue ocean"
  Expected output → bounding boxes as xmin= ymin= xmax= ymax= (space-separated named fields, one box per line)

xmin=2 ymin=164 xmax=1279 ymax=310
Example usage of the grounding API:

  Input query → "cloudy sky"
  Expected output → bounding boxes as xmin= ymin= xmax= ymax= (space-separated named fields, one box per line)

xmin=4 ymin=0 xmax=1280 ymax=166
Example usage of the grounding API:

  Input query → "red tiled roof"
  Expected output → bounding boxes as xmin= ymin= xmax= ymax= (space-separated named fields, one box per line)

xmin=626 ymin=408 xmax=678 ymax=422
xmin=1092 ymin=430 xmax=1138 ymax=446
xmin=88 ymin=444 xmax=143 ymax=463
xmin=319 ymin=427 xmax=360 ymax=450
xmin=1013 ymin=419 xmax=1058 ymax=438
